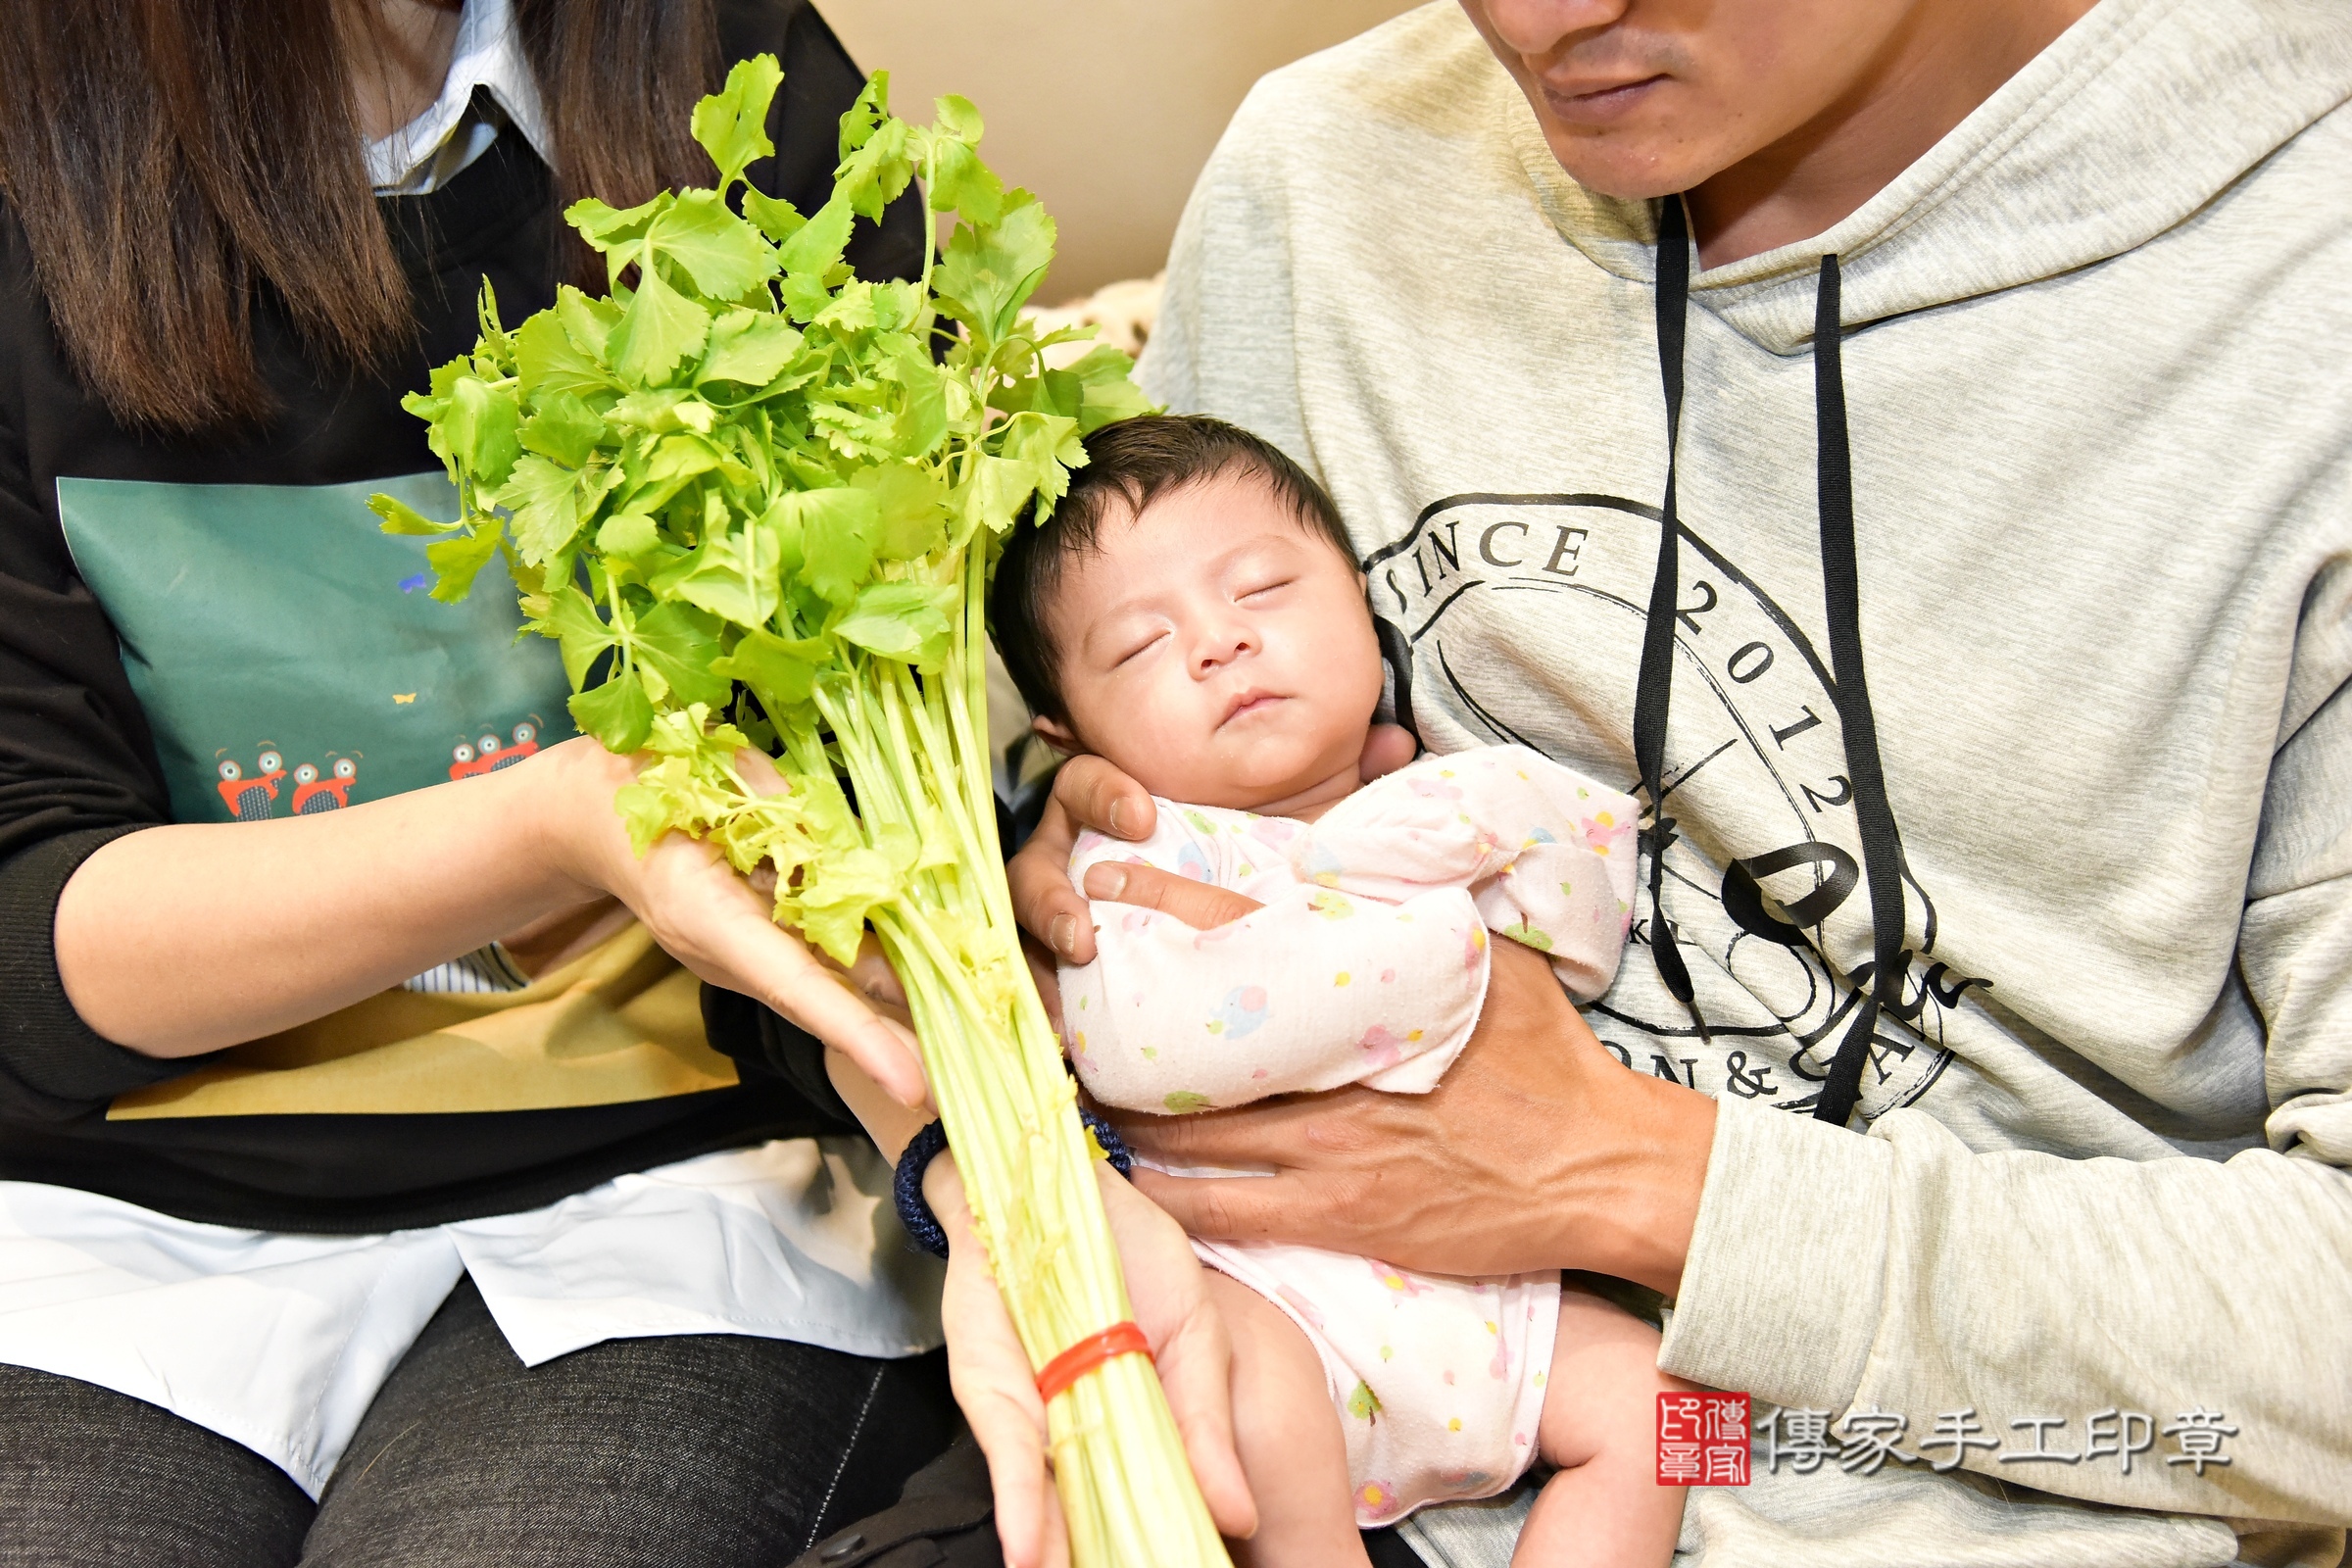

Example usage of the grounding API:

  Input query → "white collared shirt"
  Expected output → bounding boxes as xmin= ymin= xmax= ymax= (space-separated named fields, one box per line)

xmin=366 ymin=0 xmax=552 ymax=196
xmin=0 ymin=1142 xmax=944 ymax=1496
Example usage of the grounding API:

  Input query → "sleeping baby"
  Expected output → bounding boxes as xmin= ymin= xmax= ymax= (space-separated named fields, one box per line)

xmin=989 ymin=414 xmax=1690 ymax=1567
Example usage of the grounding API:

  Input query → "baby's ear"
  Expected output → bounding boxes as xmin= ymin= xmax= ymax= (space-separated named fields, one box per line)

xmin=1030 ymin=712 xmax=1082 ymax=755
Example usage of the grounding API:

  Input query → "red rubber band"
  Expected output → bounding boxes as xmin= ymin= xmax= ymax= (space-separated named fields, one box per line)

xmin=1035 ymin=1321 xmax=1152 ymax=1403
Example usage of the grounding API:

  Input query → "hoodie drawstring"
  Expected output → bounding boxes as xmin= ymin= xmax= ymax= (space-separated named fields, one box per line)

xmin=1638 ymin=199 xmax=1910 ymax=1128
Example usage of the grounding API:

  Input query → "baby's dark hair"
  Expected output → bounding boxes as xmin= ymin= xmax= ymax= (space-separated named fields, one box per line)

xmin=989 ymin=414 xmax=1355 ymax=723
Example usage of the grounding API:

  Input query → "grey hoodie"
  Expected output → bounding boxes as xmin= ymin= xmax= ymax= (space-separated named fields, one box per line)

xmin=1141 ymin=0 xmax=2352 ymax=1560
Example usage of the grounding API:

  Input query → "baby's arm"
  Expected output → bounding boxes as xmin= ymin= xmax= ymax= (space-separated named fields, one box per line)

xmin=1300 ymin=747 xmax=1642 ymax=1000
xmin=1062 ymin=873 xmax=1492 ymax=1115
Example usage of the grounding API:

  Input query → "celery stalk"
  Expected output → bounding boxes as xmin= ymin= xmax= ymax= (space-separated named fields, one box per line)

xmin=377 ymin=55 xmax=1225 ymax=1567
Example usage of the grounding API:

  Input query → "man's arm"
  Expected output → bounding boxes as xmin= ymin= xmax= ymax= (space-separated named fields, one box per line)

xmin=1667 ymin=604 xmax=2352 ymax=1524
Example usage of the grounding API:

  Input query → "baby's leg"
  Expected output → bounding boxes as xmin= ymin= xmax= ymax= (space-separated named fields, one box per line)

xmin=1512 ymin=1286 xmax=1691 ymax=1568
xmin=1202 ymin=1270 xmax=1373 ymax=1568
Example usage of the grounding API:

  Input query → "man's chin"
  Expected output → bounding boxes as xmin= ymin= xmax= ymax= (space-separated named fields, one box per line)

xmin=1538 ymin=125 xmax=1722 ymax=203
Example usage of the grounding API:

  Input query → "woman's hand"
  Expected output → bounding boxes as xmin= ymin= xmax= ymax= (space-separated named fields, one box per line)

xmin=1120 ymin=940 xmax=1718 ymax=1297
xmin=926 ymin=1154 xmax=1256 ymax=1568
xmin=537 ymin=736 xmax=929 ymax=1107
xmin=1007 ymin=725 xmax=1415 ymax=962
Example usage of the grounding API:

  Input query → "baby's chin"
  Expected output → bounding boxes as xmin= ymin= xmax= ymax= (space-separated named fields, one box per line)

xmin=1137 ymin=729 xmax=1371 ymax=813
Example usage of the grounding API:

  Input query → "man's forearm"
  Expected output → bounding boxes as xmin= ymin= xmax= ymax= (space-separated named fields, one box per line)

xmin=1544 ymin=1045 xmax=1717 ymax=1298
xmin=1663 ymin=1102 xmax=2352 ymax=1523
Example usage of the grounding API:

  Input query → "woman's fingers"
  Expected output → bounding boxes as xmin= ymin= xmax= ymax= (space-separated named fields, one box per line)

xmin=939 ymin=1156 xmax=1257 ymax=1566
xmin=705 ymin=896 xmax=927 ymax=1102
xmin=1098 ymin=1173 xmax=1257 ymax=1539
xmin=931 ymin=1154 xmax=1078 ymax=1568
xmin=1080 ymin=863 xmax=1263 ymax=931
xmin=1157 ymin=1303 xmax=1257 ymax=1540
xmin=546 ymin=739 xmax=930 ymax=1103
xmin=1008 ymin=757 xmax=1157 ymax=962
xmin=844 ymin=930 xmax=911 ymax=1011
xmin=943 ymin=1249 xmax=1055 ymax=1568
xmin=634 ymin=828 xmax=933 ymax=1107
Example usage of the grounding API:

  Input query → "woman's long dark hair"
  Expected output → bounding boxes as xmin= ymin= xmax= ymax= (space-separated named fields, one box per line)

xmin=0 ymin=0 xmax=721 ymax=432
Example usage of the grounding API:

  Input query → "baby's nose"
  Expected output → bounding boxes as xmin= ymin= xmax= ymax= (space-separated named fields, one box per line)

xmin=1192 ymin=620 xmax=1257 ymax=672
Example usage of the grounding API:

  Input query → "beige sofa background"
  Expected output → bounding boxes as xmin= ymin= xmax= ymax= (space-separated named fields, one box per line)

xmin=822 ymin=0 xmax=1425 ymax=303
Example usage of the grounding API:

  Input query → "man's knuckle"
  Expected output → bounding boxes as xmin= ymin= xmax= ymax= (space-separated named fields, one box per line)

xmin=1152 ymin=1114 xmax=1199 ymax=1154
xmin=1194 ymin=1189 xmax=1231 ymax=1233
xmin=1198 ymin=1186 xmax=1250 ymax=1238
xmin=1300 ymin=1111 xmax=1370 ymax=1157
xmin=1329 ymin=1169 xmax=1380 ymax=1211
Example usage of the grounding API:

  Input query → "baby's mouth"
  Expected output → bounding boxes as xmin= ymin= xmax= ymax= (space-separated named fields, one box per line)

xmin=1219 ymin=691 xmax=1285 ymax=727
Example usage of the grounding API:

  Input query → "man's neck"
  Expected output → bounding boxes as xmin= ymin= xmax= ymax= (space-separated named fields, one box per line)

xmin=1688 ymin=0 xmax=2097 ymax=270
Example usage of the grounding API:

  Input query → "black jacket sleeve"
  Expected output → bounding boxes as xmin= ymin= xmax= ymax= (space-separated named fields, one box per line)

xmin=0 ymin=211 xmax=186 ymax=1115
xmin=0 ymin=828 xmax=191 ymax=1118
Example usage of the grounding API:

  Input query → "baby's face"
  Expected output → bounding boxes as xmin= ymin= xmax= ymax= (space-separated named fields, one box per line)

xmin=1040 ymin=474 xmax=1383 ymax=811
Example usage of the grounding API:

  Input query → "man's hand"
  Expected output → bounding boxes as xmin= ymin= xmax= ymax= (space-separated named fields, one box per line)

xmin=1008 ymin=725 xmax=1416 ymax=963
xmin=1009 ymin=756 xmax=1158 ymax=966
xmin=928 ymin=1155 xmax=1256 ymax=1568
xmin=1118 ymin=941 xmax=1718 ymax=1297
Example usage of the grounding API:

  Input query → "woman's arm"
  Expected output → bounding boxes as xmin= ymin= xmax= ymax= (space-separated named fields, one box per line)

xmin=52 ymin=735 xmax=926 ymax=1103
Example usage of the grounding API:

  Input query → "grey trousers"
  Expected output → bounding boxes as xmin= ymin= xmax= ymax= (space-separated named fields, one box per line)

xmin=0 ymin=1274 xmax=956 ymax=1568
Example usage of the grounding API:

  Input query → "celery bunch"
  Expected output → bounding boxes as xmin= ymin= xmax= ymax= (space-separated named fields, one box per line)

xmin=373 ymin=58 xmax=1226 ymax=1566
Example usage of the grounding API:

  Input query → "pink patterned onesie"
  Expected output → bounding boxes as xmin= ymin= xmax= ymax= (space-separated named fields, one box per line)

xmin=1061 ymin=745 xmax=1639 ymax=1525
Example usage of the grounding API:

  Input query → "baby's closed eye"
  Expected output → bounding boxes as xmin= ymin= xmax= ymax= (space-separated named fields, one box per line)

xmin=1109 ymin=627 xmax=1167 ymax=667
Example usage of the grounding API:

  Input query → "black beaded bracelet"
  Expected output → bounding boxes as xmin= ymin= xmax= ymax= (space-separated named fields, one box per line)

xmin=893 ymin=1107 xmax=1135 ymax=1259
